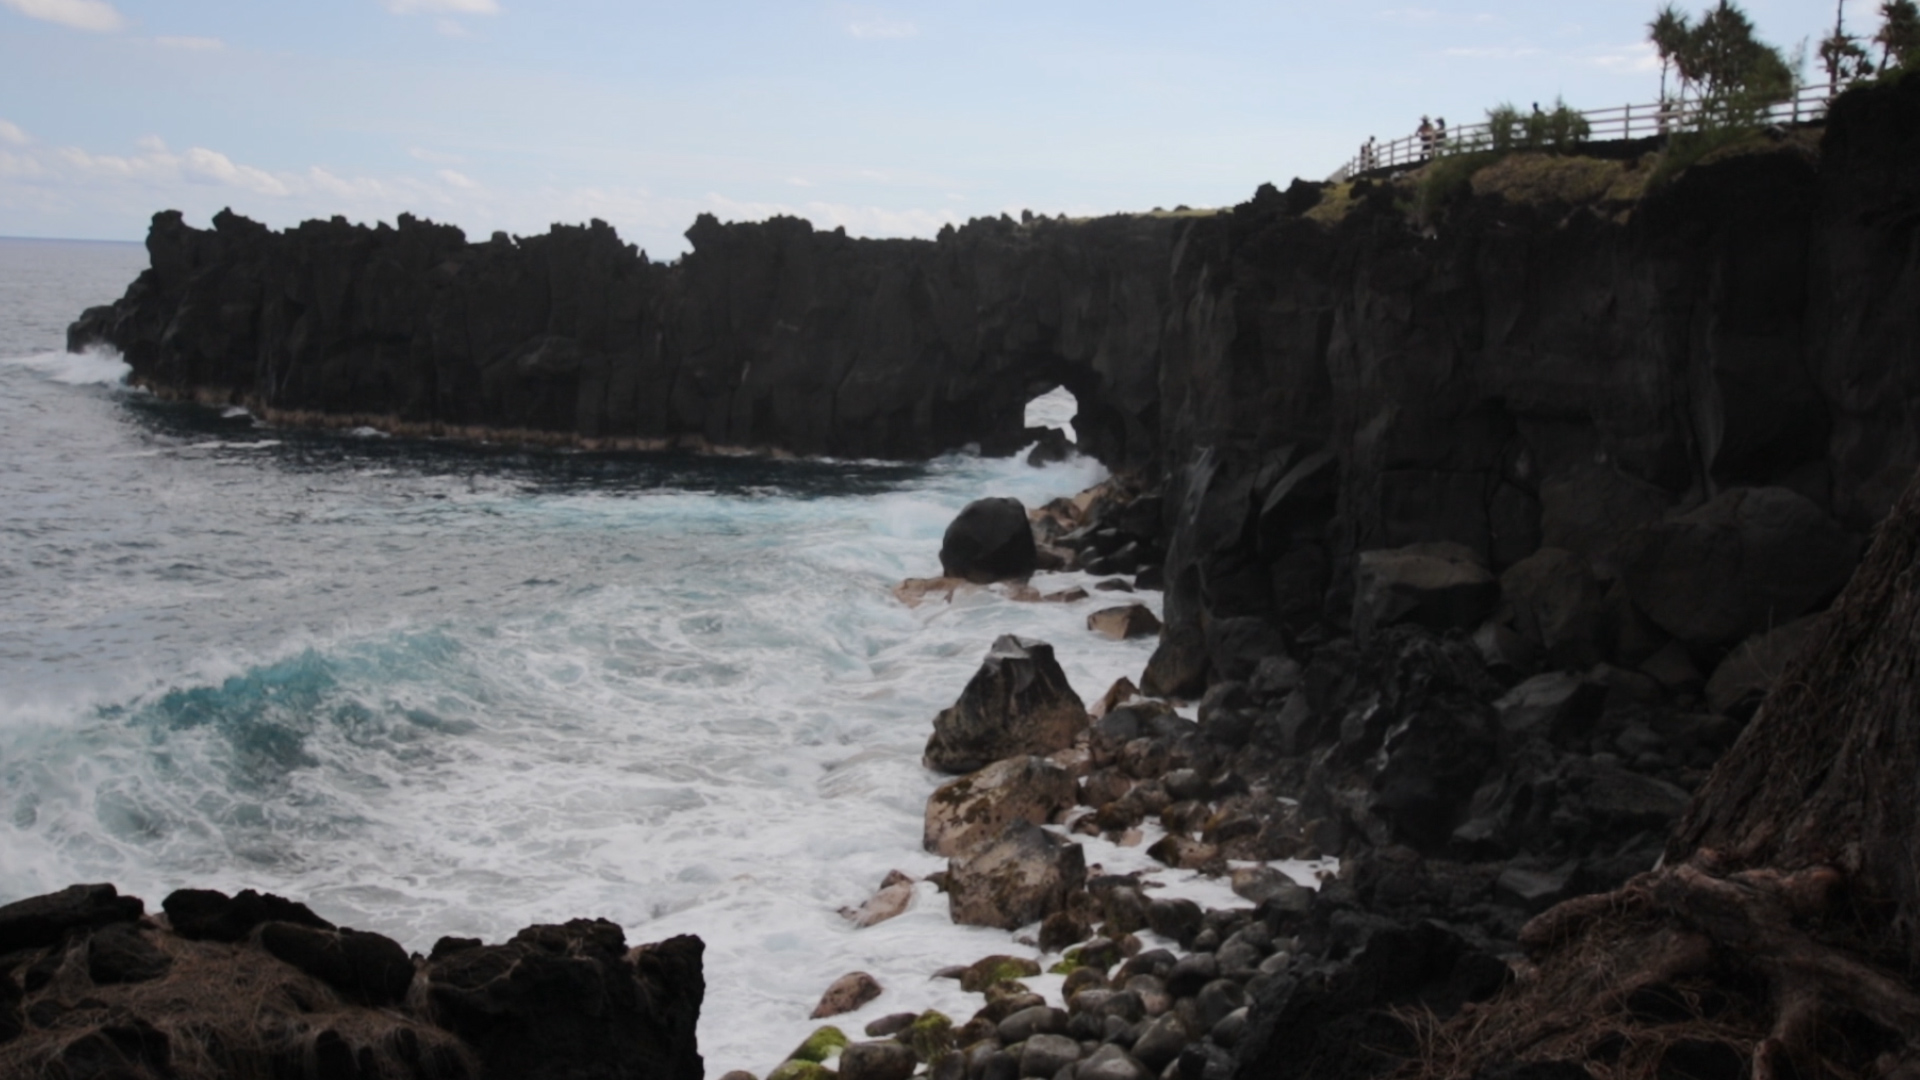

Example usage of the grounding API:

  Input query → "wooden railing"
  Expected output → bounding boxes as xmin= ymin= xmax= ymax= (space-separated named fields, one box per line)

xmin=1331 ymin=83 xmax=1835 ymax=182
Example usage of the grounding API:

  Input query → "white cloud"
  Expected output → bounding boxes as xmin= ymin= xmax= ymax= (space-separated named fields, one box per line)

xmin=1441 ymin=45 xmax=1541 ymax=59
xmin=1587 ymin=41 xmax=1661 ymax=75
xmin=184 ymin=147 xmax=291 ymax=197
xmin=156 ymin=35 xmax=223 ymax=50
xmin=703 ymin=193 xmax=960 ymax=239
xmin=0 ymin=119 xmax=29 ymax=146
xmin=1 ymin=0 xmax=125 ymax=32
xmin=135 ymin=134 xmax=166 ymax=152
xmin=437 ymin=169 xmax=478 ymax=189
xmin=847 ymin=17 xmax=916 ymax=39
xmin=384 ymin=0 xmax=500 ymax=14
xmin=1375 ymin=8 xmax=1494 ymax=26
xmin=409 ymin=146 xmax=466 ymax=164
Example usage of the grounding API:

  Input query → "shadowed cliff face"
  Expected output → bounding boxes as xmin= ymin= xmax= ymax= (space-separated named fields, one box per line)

xmin=71 ymin=208 xmax=1177 ymax=471
xmin=71 ymin=76 xmax=1920 ymax=695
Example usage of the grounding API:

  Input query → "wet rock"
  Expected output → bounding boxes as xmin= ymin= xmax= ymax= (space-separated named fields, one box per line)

xmin=1076 ymin=1044 xmax=1148 ymax=1080
xmin=841 ymin=1039 xmax=920 ymax=1080
xmin=1088 ymin=678 xmax=1140 ymax=720
xmin=812 ymin=971 xmax=884 ymax=1018
xmin=959 ymin=955 xmax=1044 ymax=993
xmin=1494 ymin=671 xmax=1606 ymax=742
xmin=926 ymin=756 xmax=1078 ymax=858
xmin=258 ymin=922 xmax=414 ymax=1006
xmin=1638 ymin=640 xmax=1705 ymax=696
xmin=1165 ymin=953 xmax=1219 ymax=998
xmin=865 ymin=1012 xmax=919 ymax=1038
xmin=1352 ymin=543 xmax=1499 ymax=639
xmin=1196 ymin=980 xmax=1246 ymax=1029
xmin=1229 ymin=867 xmax=1310 ymax=913
xmin=949 ymin=814 xmax=1088 ymax=924
xmin=423 ymin=922 xmax=705 ymax=1080
xmin=787 ymin=1025 xmax=851 ymax=1064
xmin=1499 ymin=548 xmax=1607 ymax=669
xmin=1620 ymin=486 xmax=1858 ymax=648
xmin=997 ymin=1004 xmax=1068 ymax=1043
xmin=1087 ymin=604 xmax=1162 ymax=641
xmin=0 ymin=883 xmax=144 ymax=953
xmin=903 ymin=1010 xmax=956 ymax=1063
xmin=162 ymin=887 xmax=332 ymax=942
xmin=841 ymin=872 xmax=917 ymax=929
xmin=942 ymin=497 xmax=1039 ymax=583
xmin=1705 ymin=615 xmax=1823 ymax=717
xmin=1145 ymin=834 xmax=1217 ymax=870
xmin=1128 ymin=1014 xmax=1189 ymax=1071
xmin=925 ymin=636 xmax=1088 ymax=775
xmin=1494 ymin=866 xmax=1573 ymax=914
xmin=1021 ymin=1032 xmax=1082 ymax=1077
xmin=1144 ymin=898 xmax=1202 ymax=948
xmin=85 ymin=923 xmax=172 ymax=985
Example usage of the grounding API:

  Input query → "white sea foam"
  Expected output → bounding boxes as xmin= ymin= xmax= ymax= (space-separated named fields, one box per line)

xmin=0 ymin=391 xmax=1297 ymax=1075
xmin=2 ymin=346 xmax=130 ymax=386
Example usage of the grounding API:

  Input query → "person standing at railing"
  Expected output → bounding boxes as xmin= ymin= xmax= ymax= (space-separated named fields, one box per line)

xmin=1435 ymin=117 xmax=1447 ymax=153
xmin=1417 ymin=116 xmax=1436 ymax=160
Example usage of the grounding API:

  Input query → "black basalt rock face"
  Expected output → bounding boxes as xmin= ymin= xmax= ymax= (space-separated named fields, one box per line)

xmin=940 ymin=496 xmax=1038 ymax=583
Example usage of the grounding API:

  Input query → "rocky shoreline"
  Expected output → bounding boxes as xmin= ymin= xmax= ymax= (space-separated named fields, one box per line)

xmin=734 ymin=468 xmax=1788 ymax=1080
xmin=0 ymin=882 xmax=703 ymax=1080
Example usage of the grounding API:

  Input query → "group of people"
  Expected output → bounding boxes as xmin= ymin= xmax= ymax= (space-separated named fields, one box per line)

xmin=1354 ymin=115 xmax=1449 ymax=175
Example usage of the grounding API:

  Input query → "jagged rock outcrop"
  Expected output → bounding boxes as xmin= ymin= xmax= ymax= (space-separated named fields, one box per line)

xmin=0 ymin=884 xmax=704 ymax=1080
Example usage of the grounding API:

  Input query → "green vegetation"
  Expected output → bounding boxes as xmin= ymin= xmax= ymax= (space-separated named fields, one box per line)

xmin=902 ymin=1011 xmax=955 ymax=1064
xmin=1648 ymin=1 xmax=1794 ymax=129
xmin=787 ymin=1026 xmax=849 ymax=1064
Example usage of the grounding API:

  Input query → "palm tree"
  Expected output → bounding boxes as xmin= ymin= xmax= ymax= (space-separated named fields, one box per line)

xmin=1649 ymin=3 xmax=1692 ymax=103
xmin=1877 ymin=0 xmax=1920 ymax=71
xmin=1820 ymin=0 xmax=1873 ymax=92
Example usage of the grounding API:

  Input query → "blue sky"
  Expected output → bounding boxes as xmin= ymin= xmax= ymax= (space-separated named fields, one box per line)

xmin=0 ymin=0 xmax=1871 ymax=255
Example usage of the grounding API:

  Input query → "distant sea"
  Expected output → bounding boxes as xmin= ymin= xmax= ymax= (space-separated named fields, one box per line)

xmin=0 ymin=234 xmax=1284 ymax=1072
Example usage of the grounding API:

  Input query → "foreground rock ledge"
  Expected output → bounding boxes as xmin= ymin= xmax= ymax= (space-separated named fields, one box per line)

xmin=0 ymin=883 xmax=704 ymax=1080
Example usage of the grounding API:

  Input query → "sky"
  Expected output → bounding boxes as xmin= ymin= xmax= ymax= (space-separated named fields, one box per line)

xmin=0 ymin=0 xmax=1880 ymax=257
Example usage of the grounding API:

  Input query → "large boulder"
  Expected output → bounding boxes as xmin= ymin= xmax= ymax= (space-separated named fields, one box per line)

xmin=257 ymin=922 xmax=415 ymax=1007
xmin=1620 ymin=486 xmax=1859 ymax=647
xmin=925 ymin=755 xmax=1077 ymax=858
xmin=924 ymin=636 xmax=1087 ymax=774
xmin=947 ymin=820 xmax=1087 ymax=929
xmin=1498 ymin=548 xmax=1607 ymax=670
xmin=423 ymin=920 xmax=705 ymax=1080
xmin=940 ymin=498 xmax=1038 ymax=583
xmin=0 ymin=883 xmax=143 ymax=953
xmin=1352 ymin=543 xmax=1499 ymax=639
xmin=1705 ymin=615 xmax=1824 ymax=717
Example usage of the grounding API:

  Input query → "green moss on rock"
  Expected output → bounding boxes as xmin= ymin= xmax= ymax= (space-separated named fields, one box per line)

xmin=788 ymin=1026 xmax=849 ymax=1064
xmin=903 ymin=1010 xmax=955 ymax=1063
xmin=768 ymin=1061 xmax=835 ymax=1080
xmin=958 ymin=954 xmax=1042 ymax=992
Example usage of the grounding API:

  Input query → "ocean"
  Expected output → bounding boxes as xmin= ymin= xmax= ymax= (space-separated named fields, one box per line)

xmin=0 ymin=235 xmax=1315 ymax=1073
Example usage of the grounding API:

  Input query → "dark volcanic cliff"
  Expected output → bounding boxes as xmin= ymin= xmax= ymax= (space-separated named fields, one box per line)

xmin=71 ymin=76 xmax=1920 ymax=693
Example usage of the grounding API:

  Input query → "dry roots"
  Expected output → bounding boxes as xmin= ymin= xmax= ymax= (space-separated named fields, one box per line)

xmin=1403 ymin=853 xmax=1920 ymax=1080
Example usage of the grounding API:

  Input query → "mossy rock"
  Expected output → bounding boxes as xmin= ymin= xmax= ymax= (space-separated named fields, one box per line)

xmin=788 ymin=1026 xmax=850 ymax=1064
xmin=903 ymin=1010 xmax=955 ymax=1063
xmin=1047 ymin=954 xmax=1080 ymax=976
xmin=958 ymin=954 xmax=1042 ymax=992
xmin=768 ymin=1061 xmax=835 ymax=1080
